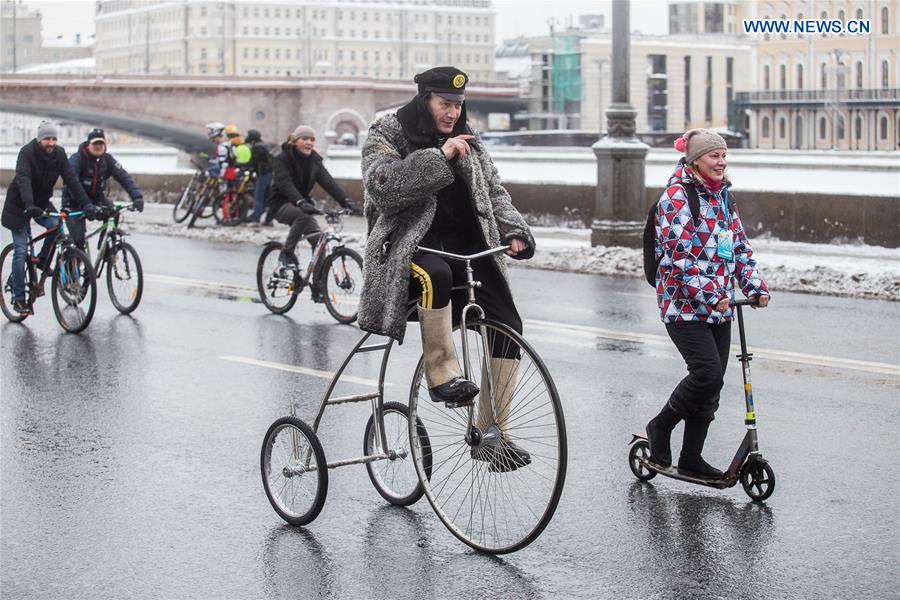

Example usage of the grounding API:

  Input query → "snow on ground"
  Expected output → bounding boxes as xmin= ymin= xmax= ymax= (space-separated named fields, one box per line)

xmin=122 ymin=203 xmax=900 ymax=302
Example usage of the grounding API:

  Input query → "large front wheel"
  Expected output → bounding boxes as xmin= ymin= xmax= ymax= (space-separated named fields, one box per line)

xmin=321 ymin=247 xmax=363 ymax=324
xmin=106 ymin=242 xmax=143 ymax=314
xmin=51 ymin=247 xmax=97 ymax=333
xmin=261 ymin=416 xmax=328 ymax=526
xmin=408 ymin=318 xmax=567 ymax=554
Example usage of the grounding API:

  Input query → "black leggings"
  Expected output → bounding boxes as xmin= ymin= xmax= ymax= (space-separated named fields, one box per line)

xmin=408 ymin=251 xmax=522 ymax=359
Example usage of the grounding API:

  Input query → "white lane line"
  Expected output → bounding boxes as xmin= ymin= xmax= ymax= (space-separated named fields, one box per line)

xmin=219 ymin=355 xmax=385 ymax=387
xmin=149 ymin=273 xmax=898 ymax=377
xmin=524 ymin=318 xmax=900 ymax=376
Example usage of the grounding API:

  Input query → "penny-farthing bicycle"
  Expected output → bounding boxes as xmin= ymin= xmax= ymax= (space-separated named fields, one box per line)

xmin=260 ymin=245 xmax=567 ymax=554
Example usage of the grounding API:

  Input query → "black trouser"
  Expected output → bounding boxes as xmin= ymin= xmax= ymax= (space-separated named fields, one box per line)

xmin=68 ymin=216 xmax=88 ymax=251
xmin=275 ymin=204 xmax=321 ymax=255
xmin=664 ymin=321 xmax=732 ymax=422
xmin=408 ymin=250 xmax=522 ymax=359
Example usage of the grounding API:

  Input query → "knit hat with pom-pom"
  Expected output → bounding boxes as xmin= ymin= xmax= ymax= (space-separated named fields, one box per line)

xmin=673 ymin=129 xmax=727 ymax=165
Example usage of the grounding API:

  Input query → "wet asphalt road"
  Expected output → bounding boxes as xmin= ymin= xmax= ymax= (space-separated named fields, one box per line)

xmin=2 ymin=232 xmax=899 ymax=600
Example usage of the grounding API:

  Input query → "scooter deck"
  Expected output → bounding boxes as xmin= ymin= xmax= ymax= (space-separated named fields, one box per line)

xmin=641 ymin=459 xmax=735 ymax=489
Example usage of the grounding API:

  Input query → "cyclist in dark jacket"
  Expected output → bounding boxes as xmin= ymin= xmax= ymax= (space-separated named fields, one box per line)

xmin=62 ymin=128 xmax=144 ymax=250
xmin=1 ymin=121 xmax=92 ymax=314
xmin=268 ymin=125 xmax=360 ymax=266
xmin=245 ymin=129 xmax=273 ymax=225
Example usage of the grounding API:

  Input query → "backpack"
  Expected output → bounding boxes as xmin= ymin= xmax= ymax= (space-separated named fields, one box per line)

xmin=642 ymin=183 xmax=701 ymax=287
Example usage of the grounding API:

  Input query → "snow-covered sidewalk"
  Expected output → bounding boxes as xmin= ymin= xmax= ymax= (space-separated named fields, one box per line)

xmin=126 ymin=203 xmax=900 ymax=301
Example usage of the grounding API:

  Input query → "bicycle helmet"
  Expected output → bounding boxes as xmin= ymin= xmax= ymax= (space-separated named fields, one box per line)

xmin=206 ymin=122 xmax=225 ymax=139
xmin=224 ymin=124 xmax=241 ymax=138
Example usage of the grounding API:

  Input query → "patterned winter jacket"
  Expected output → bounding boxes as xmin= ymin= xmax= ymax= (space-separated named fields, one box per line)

xmin=655 ymin=160 xmax=768 ymax=324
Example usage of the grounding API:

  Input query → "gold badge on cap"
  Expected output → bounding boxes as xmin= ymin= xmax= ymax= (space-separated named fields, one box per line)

xmin=452 ymin=74 xmax=466 ymax=89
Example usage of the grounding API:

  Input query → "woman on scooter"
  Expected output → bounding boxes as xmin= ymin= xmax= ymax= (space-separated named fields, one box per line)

xmin=646 ymin=129 xmax=770 ymax=479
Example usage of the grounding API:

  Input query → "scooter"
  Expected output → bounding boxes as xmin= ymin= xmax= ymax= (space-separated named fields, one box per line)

xmin=628 ymin=298 xmax=776 ymax=502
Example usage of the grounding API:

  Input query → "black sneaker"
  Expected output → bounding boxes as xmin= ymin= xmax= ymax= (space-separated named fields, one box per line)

xmin=278 ymin=251 xmax=299 ymax=267
xmin=310 ymin=283 xmax=326 ymax=303
xmin=472 ymin=439 xmax=531 ymax=473
xmin=12 ymin=298 xmax=32 ymax=315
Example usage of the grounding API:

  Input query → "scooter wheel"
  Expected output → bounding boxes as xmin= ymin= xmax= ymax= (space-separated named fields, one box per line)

xmin=628 ymin=439 xmax=657 ymax=481
xmin=740 ymin=459 xmax=775 ymax=502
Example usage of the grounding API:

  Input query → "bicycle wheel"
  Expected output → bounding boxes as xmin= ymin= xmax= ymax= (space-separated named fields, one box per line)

xmin=215 ymin=192 xmax=250 ymax=226
xmin=187 ymin=188 xmax=215 ymax=229
xmin=321 ymin=247 xmax=363 ymax=324
xmin=256 ymin=243 xmax=300 ymax=314
xmin=0 ymin=244 xmax=29 ymax=323
xmin=261 ymin=416 xmax=328 ymax=526
xmin=408 ymin=318 xmax=567 ymax=554
xmin=173 ymin=176 xmax=200 ymax=223
xmin=51 ymin=247 xmax=97 ymax=334
xmin=364 ymin=401 xmax=430 ymax=506
xmin=106 ymin=242 xmax=143 ymax=314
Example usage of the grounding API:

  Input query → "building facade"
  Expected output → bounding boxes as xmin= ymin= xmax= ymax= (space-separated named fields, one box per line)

xmin=0 ymin=0 xmax=42 ymax=73
xmin=94 ymin=0 xmax=495 ymax=82
xmin=735 ymin=0 xmax=900 ymax=150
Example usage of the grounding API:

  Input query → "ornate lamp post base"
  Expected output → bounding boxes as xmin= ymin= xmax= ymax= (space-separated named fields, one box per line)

xmin=591 ymin=131 xmax=649 ymax=248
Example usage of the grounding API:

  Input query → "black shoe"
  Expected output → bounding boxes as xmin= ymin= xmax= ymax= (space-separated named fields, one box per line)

xmin=12 ymin=299 xmax=32 ymax=315
xmin=428 ymin=376 xmax=479 ymax=405
xmin=472 ymin=440 xmax=532 ymax=473
xmin=278 ymin=250 xmax=298 ymax=267
xmin=677 ymin=456 xmax=724 ymax=480
xmin=646 ymin=404 xmax=681 ymax=467
xmin=310 ymin=284 xmax=326 ymax=303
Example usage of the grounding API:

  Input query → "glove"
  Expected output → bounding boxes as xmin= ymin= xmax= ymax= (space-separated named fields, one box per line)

xmin=298 ymin=200 xmax=318 ymax=214
xmin=343 ymin=198 xmax=362 ymax=215
xmin=132 ymin=197 xmax=144 ymax=212
xmin=83 ymin=204 xmax=100 ymax=220
xmin=24 ymin=205 xmax=44 ymax=220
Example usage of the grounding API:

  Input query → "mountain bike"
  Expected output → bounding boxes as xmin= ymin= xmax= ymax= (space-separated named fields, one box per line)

xmin=255 ymin=208 xmax=363 ymax=324
xmin=0 ymin=209 xmax=97 ymax=333
xmin=213 ymin=168 xmax=254 ymax=226
xmin=83 ymin=202 xmax=144 ymax=314
xmin=173 ymin=156 xmax=209 ymax=224
xmin=260 ymin=245 xmax=568 ymax=554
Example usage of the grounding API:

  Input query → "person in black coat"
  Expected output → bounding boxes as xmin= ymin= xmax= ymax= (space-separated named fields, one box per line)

xmin=61 ymin=128 xmax=144 ymax=250
xmin=245 ymin=129 xmax=273 ymax=225
xmin=1 ymin=121 xmax=92 ymax=314
xmin=268 ymin=125 xmax=360 ymax=271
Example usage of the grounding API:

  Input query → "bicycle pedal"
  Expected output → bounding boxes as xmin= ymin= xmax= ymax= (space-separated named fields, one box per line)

xmin=443 ymin=399 xmax=474 ymax=409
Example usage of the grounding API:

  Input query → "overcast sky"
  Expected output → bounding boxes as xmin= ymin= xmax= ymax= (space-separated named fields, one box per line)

xmin=29 ymin=0 xmax=669 ymax=42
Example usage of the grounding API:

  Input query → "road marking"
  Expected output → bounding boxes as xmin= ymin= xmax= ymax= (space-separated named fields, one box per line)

xmin=525 ymin=318 xmax=900 ymax=376
xmin=219 ymin=355 xmax=384 ymax=387
xmin=148 ymin=273 xmax=899 ymax=377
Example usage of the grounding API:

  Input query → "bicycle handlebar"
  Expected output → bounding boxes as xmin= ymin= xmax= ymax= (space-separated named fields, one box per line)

xmin=416 ymin=245 xmax=511 ymax=262
xmin=42 ymin=210 xmax=85 ymax=218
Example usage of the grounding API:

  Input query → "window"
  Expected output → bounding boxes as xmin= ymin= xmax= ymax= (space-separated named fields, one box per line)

xmin=778 ymin=117 xmax=785 ymax=138
xmin=821 ymin=63 xmax=827 ymax=88
xmin=856 ymin=62 xmax=863 ymax=88
xmin=883 ymin=60 xmax=890 ymax=88
xmin=881 ymin=116 xmax=889 ymax=140
xmin=819 ymin=117 xmax=827 ymax=139
xmin=779 ymin=64 xmax=786 ymax=90
xmin=684 ymin=56 xmax=691 ymax=123
xmin=764 ymin=65 xmax=770 ymax=91
xmin=761 ymin=116 xmax=770 ymax=137
xmin=857 ymin=9 xmax=863 ymax=21
xmin=855 ymin=115 xmax=863 ymax=141
xmin=797 ymin=64 xmax=803 ymax=90
xmin=882 ymin=7 xmax=890 ymax=34
xmin=836 ymin=116 xmax=845 ymax=140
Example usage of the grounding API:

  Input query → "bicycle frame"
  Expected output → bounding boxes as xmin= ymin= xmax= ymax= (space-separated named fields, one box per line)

xmin=84 ymin=204 xmax=132 ymax=278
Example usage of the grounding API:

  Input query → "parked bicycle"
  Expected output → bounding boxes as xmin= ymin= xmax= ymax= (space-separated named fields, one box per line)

xmin=256 ymin=208 xmax=363 ymax=324
xmin=83 ymin=202 xmax=144 ymax=314
xmin=213 ymin=168 xmax=254 ymax=227
xmin=260 ymin=245 xmax=568 ymax=554
xmin=1 ymin=209 xmax=97 ymax=333
xmin=172 ymin=155 xmax=209 ymax=224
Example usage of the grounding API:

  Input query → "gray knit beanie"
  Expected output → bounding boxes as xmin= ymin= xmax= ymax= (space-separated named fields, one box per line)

xmin=37 ymin=121 xmax=59 ymax=140
xmin=674 ymin=128 xmax=727 ymax=164
xmin=288 ymin=125 xmax=316 ymax=142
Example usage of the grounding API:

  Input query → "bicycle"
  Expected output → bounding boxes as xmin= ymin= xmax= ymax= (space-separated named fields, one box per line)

xmin=83 ymin=202 xmax=144 ymax=315
xmin=0 ymin=209 xmax=98 ymax=333
xmin=212 ymin=168 xmax=254 ymax=227
xmin=172 ymin=156 xmax=209 ymax=224
xmin=260 ymin=245 xmax=568 ymax=554
xmin=255 ymin=208 xmax=363 ymax=324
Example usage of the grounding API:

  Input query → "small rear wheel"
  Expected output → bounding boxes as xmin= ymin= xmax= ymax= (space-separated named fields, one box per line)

xmin=257 ymin=243 xmax=300 ymax=314
xmin=321 ymin=247 xmax=363 ymax=324
xmin=261 ymin=416 xmax=328 ymax=525
xmin=106 ymin=242 xmax=143 ymax=314
xmin=364 ymin=401 xmax=429 ymax=506
xmin=740 ymin=458 xmax=775 ymax=502
xmin=0 ymin=243 xmax=29 ymax=323
xmin=628 ymin=439 xmax=657 ymax=481
xmin=51 ymin=247 xmax=97 ymax=334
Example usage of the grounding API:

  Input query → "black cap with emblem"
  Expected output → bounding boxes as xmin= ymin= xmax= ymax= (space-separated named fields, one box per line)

xmin=414 ymin=66 xmax=468 ymax=102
